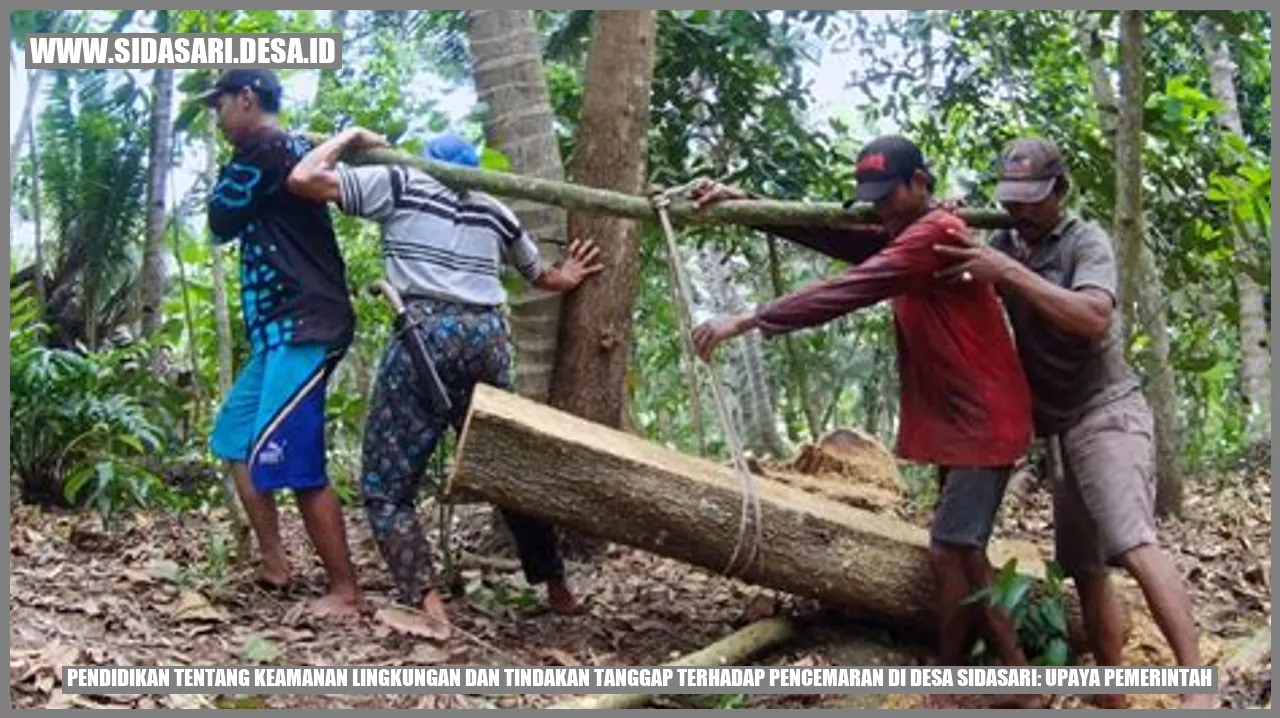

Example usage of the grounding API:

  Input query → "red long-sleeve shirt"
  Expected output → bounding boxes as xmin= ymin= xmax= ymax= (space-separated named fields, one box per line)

xmin=756 ymin=210 xmax=1033 ymax=468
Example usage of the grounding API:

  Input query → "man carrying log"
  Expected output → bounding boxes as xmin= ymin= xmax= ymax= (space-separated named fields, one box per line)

xmin=688 ymin=136 xmax=1041 ymax=709
xmin=287 ymin=129 xmax=603 ymax=636
xmin=199 ymin=69 xmax=363 ymax=618
xmin=933 ymin=137 xmax=1213 ymax=709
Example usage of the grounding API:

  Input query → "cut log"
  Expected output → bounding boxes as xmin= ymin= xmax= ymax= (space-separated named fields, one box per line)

xmin=447 ymin=385 xmax=1093 ymax=650
xmin=549 ymin=617 xmax=796 ymax=710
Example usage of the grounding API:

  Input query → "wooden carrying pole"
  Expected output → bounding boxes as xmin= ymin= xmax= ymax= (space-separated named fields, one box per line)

xmin=317 ymin=134 xmax=1015 ymax=231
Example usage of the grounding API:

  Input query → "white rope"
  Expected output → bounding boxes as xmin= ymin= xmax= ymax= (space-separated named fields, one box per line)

xmin=649 ymin=182 xmax=763 ymax=579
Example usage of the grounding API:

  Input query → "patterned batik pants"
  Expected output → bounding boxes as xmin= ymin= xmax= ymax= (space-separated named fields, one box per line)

xmin=360 ymin=299 xmax=565 ymax=606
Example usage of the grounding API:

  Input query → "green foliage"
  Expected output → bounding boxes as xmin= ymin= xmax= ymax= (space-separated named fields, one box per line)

xmin=713 ymin=694 xmax=748 ymax=709
xmin=9 ymin=284 xmax=173 ymax=526
xmin=240 ymin=634 xmax=283 ymax=665
xmin=37 ymin=68 xmax=150 ymax=348
xmin=964 ymin=559 xmax=1072 ymax=667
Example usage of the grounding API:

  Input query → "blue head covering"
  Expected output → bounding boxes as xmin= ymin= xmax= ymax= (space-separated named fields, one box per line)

xmin=424 ymin=134 xmax=480 ymax=168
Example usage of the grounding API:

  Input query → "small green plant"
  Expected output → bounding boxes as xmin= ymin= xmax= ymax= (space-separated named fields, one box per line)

xmin=240 ymin=634 xmax=283 ymax=665
xmin=201 ymin=531 xmax=233 ymax=586
xmin=964 ymin=559 xmax=1072 ymax=667
xmin=713 ymin=694 xmax=747 ymax=709
xmin=10 ymin=283 xmax=176 ymax=523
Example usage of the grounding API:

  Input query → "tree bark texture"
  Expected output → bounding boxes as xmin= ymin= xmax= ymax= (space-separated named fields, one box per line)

xmin=466 ymin=9 xmax=569 ymax=402
xmin=139 ymin=16 xmax=174 ymax=338
xmin=547 ymin=10 xmax=659 ymax=428
xmin=1197 ymin=17 xmax=1271 ymax=444
xmin=1081 ymin=10 xmax=1184 ymax=516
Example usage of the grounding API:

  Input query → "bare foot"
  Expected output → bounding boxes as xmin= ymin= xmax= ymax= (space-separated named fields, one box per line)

xmin=259 ymin=556 xmax=292 ymax=588
xmin=546 ymin=579 xmax=584 ymax=616
xmin=1180 ymin=694 xmax=1218 ymax=709
xmin=255 ymin=569 xmax=294 ymax=592
xmin=1092 ymin=694 xmax=1129 ymax=709
xmin=308 ymin=591 xmax=362 ymax=620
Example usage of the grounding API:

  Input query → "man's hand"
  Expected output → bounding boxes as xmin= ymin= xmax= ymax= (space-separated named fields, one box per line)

xmin=557 ymin=238 xmax=605 ymax=287
xmin=932 ymin=226 xmax=1017 ymax=285
xmin=532 ymin=237 xmax=605 ymax=292
xmin=691 ymin=312 xmax=757 ymax=361
xmin=689 ymin=177 xmax=753 ymax=210
xmin=342 ymin=127 xmax=389 ymax=152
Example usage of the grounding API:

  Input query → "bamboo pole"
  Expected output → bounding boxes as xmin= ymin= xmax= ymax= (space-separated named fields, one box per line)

xmin=310 ymin=133 xmax=1014 ymax=231
xmin=548 ymin=617 xmax=797 ymax=710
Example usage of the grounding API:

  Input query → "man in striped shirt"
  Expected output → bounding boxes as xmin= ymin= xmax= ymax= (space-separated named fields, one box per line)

xmin=289 ymin=129 xmax=603 ymax=636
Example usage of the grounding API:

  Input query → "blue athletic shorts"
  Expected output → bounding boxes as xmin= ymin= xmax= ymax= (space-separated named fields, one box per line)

xmin=210 ymin=342 xmax=346 ymax=493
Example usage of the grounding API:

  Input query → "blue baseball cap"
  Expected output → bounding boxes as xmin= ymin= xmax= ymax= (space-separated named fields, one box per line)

xmin=424 ymin=134 xmax=480 ymax=168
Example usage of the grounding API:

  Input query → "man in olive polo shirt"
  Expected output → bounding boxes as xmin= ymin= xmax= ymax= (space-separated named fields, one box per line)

xmin=934 ymin=137 xmax=1212 ymax=709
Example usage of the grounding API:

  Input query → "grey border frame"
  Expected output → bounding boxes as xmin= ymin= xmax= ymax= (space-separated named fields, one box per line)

xmin=5 ymin=1 xmax=1274 ymax=716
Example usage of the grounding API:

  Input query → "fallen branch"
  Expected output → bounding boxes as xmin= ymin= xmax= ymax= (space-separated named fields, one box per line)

xmin=308 ymin=133 xmax=1014 ymax=231
xmin=548 ymin=617 xmax=797 ymax=710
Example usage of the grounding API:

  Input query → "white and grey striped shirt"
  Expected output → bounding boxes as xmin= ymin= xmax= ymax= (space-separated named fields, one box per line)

xmin=335 ymin=164 xmax=544 ymax=307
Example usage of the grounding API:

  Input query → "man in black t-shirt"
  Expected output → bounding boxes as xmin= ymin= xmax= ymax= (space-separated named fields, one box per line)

xmin=200 ymin=69 xmax=374 ymax=618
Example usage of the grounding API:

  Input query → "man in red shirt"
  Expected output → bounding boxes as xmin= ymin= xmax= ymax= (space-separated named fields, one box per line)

xmin=690 ymin=136 xmax=1038 ymax=707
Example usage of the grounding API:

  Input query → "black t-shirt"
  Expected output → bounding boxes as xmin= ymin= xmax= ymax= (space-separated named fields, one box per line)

xmin=208 ymin=128 xmax=354 ymax=353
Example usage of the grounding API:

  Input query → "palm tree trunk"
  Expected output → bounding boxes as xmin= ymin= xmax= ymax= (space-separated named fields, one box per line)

xmin=465 ymin=9 xmax=568 ymax=402
xmin=1197 ymin=17 xmax=1271 ymax=444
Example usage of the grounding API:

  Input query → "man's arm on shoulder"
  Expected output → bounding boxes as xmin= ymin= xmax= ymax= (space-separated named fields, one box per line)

xmin=208 ymin=136 xmax=290 ymax=241
xmin=287 ymin=127 xmax=391 ymax=215
xmin=287 ymin=128 xmax=359 ymax=204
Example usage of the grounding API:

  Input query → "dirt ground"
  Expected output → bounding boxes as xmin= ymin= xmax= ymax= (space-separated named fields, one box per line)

xmin=9 ymin=456 xmax=1271 ymax=710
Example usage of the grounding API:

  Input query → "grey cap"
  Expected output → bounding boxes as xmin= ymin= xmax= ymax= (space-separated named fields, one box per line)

xmin=994 ymin=137 xmax=1067 ymax=204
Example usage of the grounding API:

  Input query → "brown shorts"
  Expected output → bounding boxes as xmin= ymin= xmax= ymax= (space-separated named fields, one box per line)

xmin=1052 ymin=390 xmax=1159 ymax=577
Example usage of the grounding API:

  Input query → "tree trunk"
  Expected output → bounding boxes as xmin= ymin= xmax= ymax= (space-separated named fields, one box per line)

xmin=11 ymin=69 xmax=46 ymax=187
xmin=1197 ymin=17 xmax=1271 ymax=445
xmin=28 ymin=95 xmax=45 ymax=307
xmin=138 ymin=13 xmax=174 ymax=338
xmin=1116 ymin=11 xmax=1182 ymax=516
xmin=1112 ymin=11 xmax=1145 ymax=333
xmin=694 ymin=246 xmax=787 ymax=458
xmin=169 ymin=177 xmax=201 ymax=413
xmin=207 ymin=10 xmax=235 ymax=396
xmin=465 ymin=9 xmax=569 ymax=402
xmin=448 ymin=385 xmax=1094 ymax=651
xmin=766 ymin=235 xmax=819 ymax=441
xmin=1081 ymin=10 xmax=1183 ymax=516
xmin=547 ymin=10 xmax=658 ymax=428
